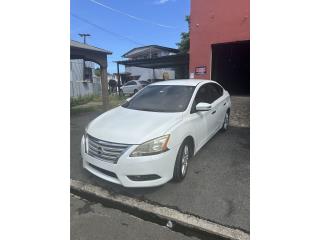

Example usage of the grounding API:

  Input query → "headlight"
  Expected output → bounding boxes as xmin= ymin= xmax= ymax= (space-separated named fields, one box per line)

xmin=84 ymin=124 xmax=89 ymax=153
xmin=130 ymin=135 xmax=170 ymax=157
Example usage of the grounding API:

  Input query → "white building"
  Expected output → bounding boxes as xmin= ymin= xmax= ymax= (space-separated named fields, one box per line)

xmin=70 ymin=59 xmax=102 ymax=98
xmin=122 ymin=45 xmax=179 ymax=81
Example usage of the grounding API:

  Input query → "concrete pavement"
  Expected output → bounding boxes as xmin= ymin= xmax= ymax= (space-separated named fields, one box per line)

xmin=71 ymin=194 xmax=199 ymax=240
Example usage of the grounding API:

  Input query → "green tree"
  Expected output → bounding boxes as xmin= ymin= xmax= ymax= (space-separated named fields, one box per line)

xmin=176 ymin=15 xmax=190 ymax=54
xmin=94 ymin=67 xmax=101 ymax=77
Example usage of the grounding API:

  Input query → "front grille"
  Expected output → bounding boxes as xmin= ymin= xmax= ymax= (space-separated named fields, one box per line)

xmin=87 ymin=134 xmax=131 ymax=164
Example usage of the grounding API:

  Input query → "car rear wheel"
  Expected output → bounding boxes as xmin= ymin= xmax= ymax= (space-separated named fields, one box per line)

xmin=221 ymin=111 xmax=230 ymax=131
xmin=173 ymin=140 xmax=192 ymax=182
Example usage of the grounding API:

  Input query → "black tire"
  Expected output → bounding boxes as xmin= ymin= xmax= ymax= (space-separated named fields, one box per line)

xmin=133 ymin=89 xmax=138 ymax=94
xmin=173 ymin=139 xmax=192 ymax=182
xmin=221 ymin=110 xmax=230 ymax=131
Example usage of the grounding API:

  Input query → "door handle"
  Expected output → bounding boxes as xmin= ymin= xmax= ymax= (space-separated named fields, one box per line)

xmin=223 ymin=102 xmax=226 ymax=106
xmin=211 ymin=110 xmax=216 ymax=115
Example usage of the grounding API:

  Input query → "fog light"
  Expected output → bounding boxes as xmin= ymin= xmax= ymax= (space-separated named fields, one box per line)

xmin=127 ymin=174 xmax=161 ymax=181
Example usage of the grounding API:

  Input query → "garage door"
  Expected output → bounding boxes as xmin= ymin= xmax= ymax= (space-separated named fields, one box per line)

xmin=212 ymin=41 xmax=250 ymax=95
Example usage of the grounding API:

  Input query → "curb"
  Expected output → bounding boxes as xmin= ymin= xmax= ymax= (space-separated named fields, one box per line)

xmin=71 ymin=179 xmax=249 ymax=240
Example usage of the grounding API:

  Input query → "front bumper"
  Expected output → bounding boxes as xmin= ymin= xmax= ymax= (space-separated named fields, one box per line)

xmin=81 ymin=136 xmax=178 ymax=187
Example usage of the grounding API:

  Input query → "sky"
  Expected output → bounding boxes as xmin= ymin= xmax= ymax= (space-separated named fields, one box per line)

xmin=70 ymin=0 xmax=190 ymax=73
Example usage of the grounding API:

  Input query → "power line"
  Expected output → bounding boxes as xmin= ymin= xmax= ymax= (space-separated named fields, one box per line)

xmin=71 ymin=13 xmax=145 ymax=46
xmin=89 ymin=0 xmax=177 ymax=29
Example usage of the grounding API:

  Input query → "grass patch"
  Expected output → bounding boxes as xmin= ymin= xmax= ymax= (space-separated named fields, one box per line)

xmin=70 ymin=94 xmax=128 ymax=116
xmin=109 ymin=95 xmax=128 ymax=107
xmin=71 ymin=95 xmax=96 ymax=107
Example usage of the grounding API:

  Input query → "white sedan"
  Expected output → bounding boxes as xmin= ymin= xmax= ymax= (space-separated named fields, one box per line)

xmin=81 ymin=79 xmax=231 ymax=187
xmin=120 ymin=80 xmax=148 ymax=95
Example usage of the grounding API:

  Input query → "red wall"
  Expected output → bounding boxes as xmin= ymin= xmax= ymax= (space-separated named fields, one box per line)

xmin=189 ymin=0 xmax=250 ymax=79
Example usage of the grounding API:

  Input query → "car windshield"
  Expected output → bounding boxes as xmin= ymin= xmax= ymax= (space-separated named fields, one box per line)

xmin=122 ymin=85 xmax=195 ymax=112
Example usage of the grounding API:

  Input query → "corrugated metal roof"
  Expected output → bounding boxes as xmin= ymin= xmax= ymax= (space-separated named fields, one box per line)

xmin=116 ymin=54 xmax=188 ymax=69
xmin=70 ymin=40 xmax=112 ymax=54
xmin=122 ymin=45 xmax=179 ymax=58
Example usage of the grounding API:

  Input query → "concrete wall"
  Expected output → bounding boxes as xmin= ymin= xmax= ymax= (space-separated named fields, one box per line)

xmin=189 ymin=0 xmax=250 ymax=79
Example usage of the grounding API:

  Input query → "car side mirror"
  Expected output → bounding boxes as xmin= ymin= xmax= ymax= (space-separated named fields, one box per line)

xmin=196 ymin=102 xmax=211 ymax=111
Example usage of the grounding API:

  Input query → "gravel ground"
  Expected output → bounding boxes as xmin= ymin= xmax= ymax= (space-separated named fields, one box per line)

xmin=230 ymin=96 xmax=250 ymax=128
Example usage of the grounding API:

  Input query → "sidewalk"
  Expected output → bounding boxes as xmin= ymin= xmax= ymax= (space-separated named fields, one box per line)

xmin=71 ymin=194 xmax=198 ymax=240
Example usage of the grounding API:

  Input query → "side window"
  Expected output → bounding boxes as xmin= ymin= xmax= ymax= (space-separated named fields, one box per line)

xmin=190 ymin=83 xmax=223 ymax=113
xmin=207 ymin=84 xmax=222 ymax=102
xmin=213 ymin=83 xmax=223 ymax=97
xmin=191 ymin=84 xmax=211 ymax=113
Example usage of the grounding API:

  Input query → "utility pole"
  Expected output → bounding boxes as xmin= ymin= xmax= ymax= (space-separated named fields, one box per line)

xmin=78 ymin=33 xmax=91 ymax=44
xmin=78 ymin=34 xmax=90 ymax=81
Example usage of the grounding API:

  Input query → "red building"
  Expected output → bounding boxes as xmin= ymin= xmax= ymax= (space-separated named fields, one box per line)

xmin=189 ymin=0 xmax=250 ymax=94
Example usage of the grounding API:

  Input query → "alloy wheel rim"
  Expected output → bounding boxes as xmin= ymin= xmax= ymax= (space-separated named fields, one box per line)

xmin=181 ymin=145 xmax=189 ymax=176
xmin=224 ymin=113 xmax=229 ymax=129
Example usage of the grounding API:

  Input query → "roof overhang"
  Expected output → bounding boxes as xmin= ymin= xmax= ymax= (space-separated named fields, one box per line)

xmin=70 ymin=40 xmax=112 ymax=55
xmin=116 ymin=54 xmax=189 ymax=69
xmin=122 ymin=45 xmax=179 ymax=58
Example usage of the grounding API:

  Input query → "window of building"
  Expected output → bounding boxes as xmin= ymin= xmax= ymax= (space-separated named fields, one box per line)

xmin=84 ymin=67 xmax=93 ymax=82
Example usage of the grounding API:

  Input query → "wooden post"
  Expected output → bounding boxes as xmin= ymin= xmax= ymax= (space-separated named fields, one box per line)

xmin=117 ymin=63 xmax=120 ymax=95
xmin=100 ymin=65 xmax=109 ymax=110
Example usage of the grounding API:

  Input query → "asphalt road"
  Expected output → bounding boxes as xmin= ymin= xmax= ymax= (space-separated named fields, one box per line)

xmin=70 ymin=108 xmax=250 ymax=232
xmin=71 ymin=194 xmax=199 ymax=240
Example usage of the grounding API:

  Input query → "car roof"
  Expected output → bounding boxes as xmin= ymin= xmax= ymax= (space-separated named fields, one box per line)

xmin=150 ymin=79 xmax=217 ymax=86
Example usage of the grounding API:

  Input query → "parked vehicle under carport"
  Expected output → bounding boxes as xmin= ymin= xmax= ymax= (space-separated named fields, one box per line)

xmin=120 ymin=80 xmax=148 ymax=95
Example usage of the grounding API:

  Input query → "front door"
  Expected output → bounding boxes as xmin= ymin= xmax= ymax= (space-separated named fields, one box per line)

xmin=206 ymin=83 xmax=225 ymax=134
xmin=190 ymin=83 xmax=221 ymax=147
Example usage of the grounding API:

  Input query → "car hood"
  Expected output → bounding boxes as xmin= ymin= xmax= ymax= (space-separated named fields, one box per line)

xmin=87 ymin=106 xmax=183 ymax=144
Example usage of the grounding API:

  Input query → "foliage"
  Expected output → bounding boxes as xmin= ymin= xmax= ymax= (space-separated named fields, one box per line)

xmin=176 ymin=15 xmax=190 ymax=54
xmin=94 ymin=68 xmax=101 ymax=77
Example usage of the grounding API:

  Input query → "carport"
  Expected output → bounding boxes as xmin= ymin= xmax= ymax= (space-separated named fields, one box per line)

xmin=70 ymin=40 xmax=112 ymax=109
xmin=115 ymin=54 xmax=189 ymax=88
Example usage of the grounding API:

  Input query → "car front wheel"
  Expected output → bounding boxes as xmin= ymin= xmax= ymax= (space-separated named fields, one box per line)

xmin=173 ymin=140 xmax=192 ymax=182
